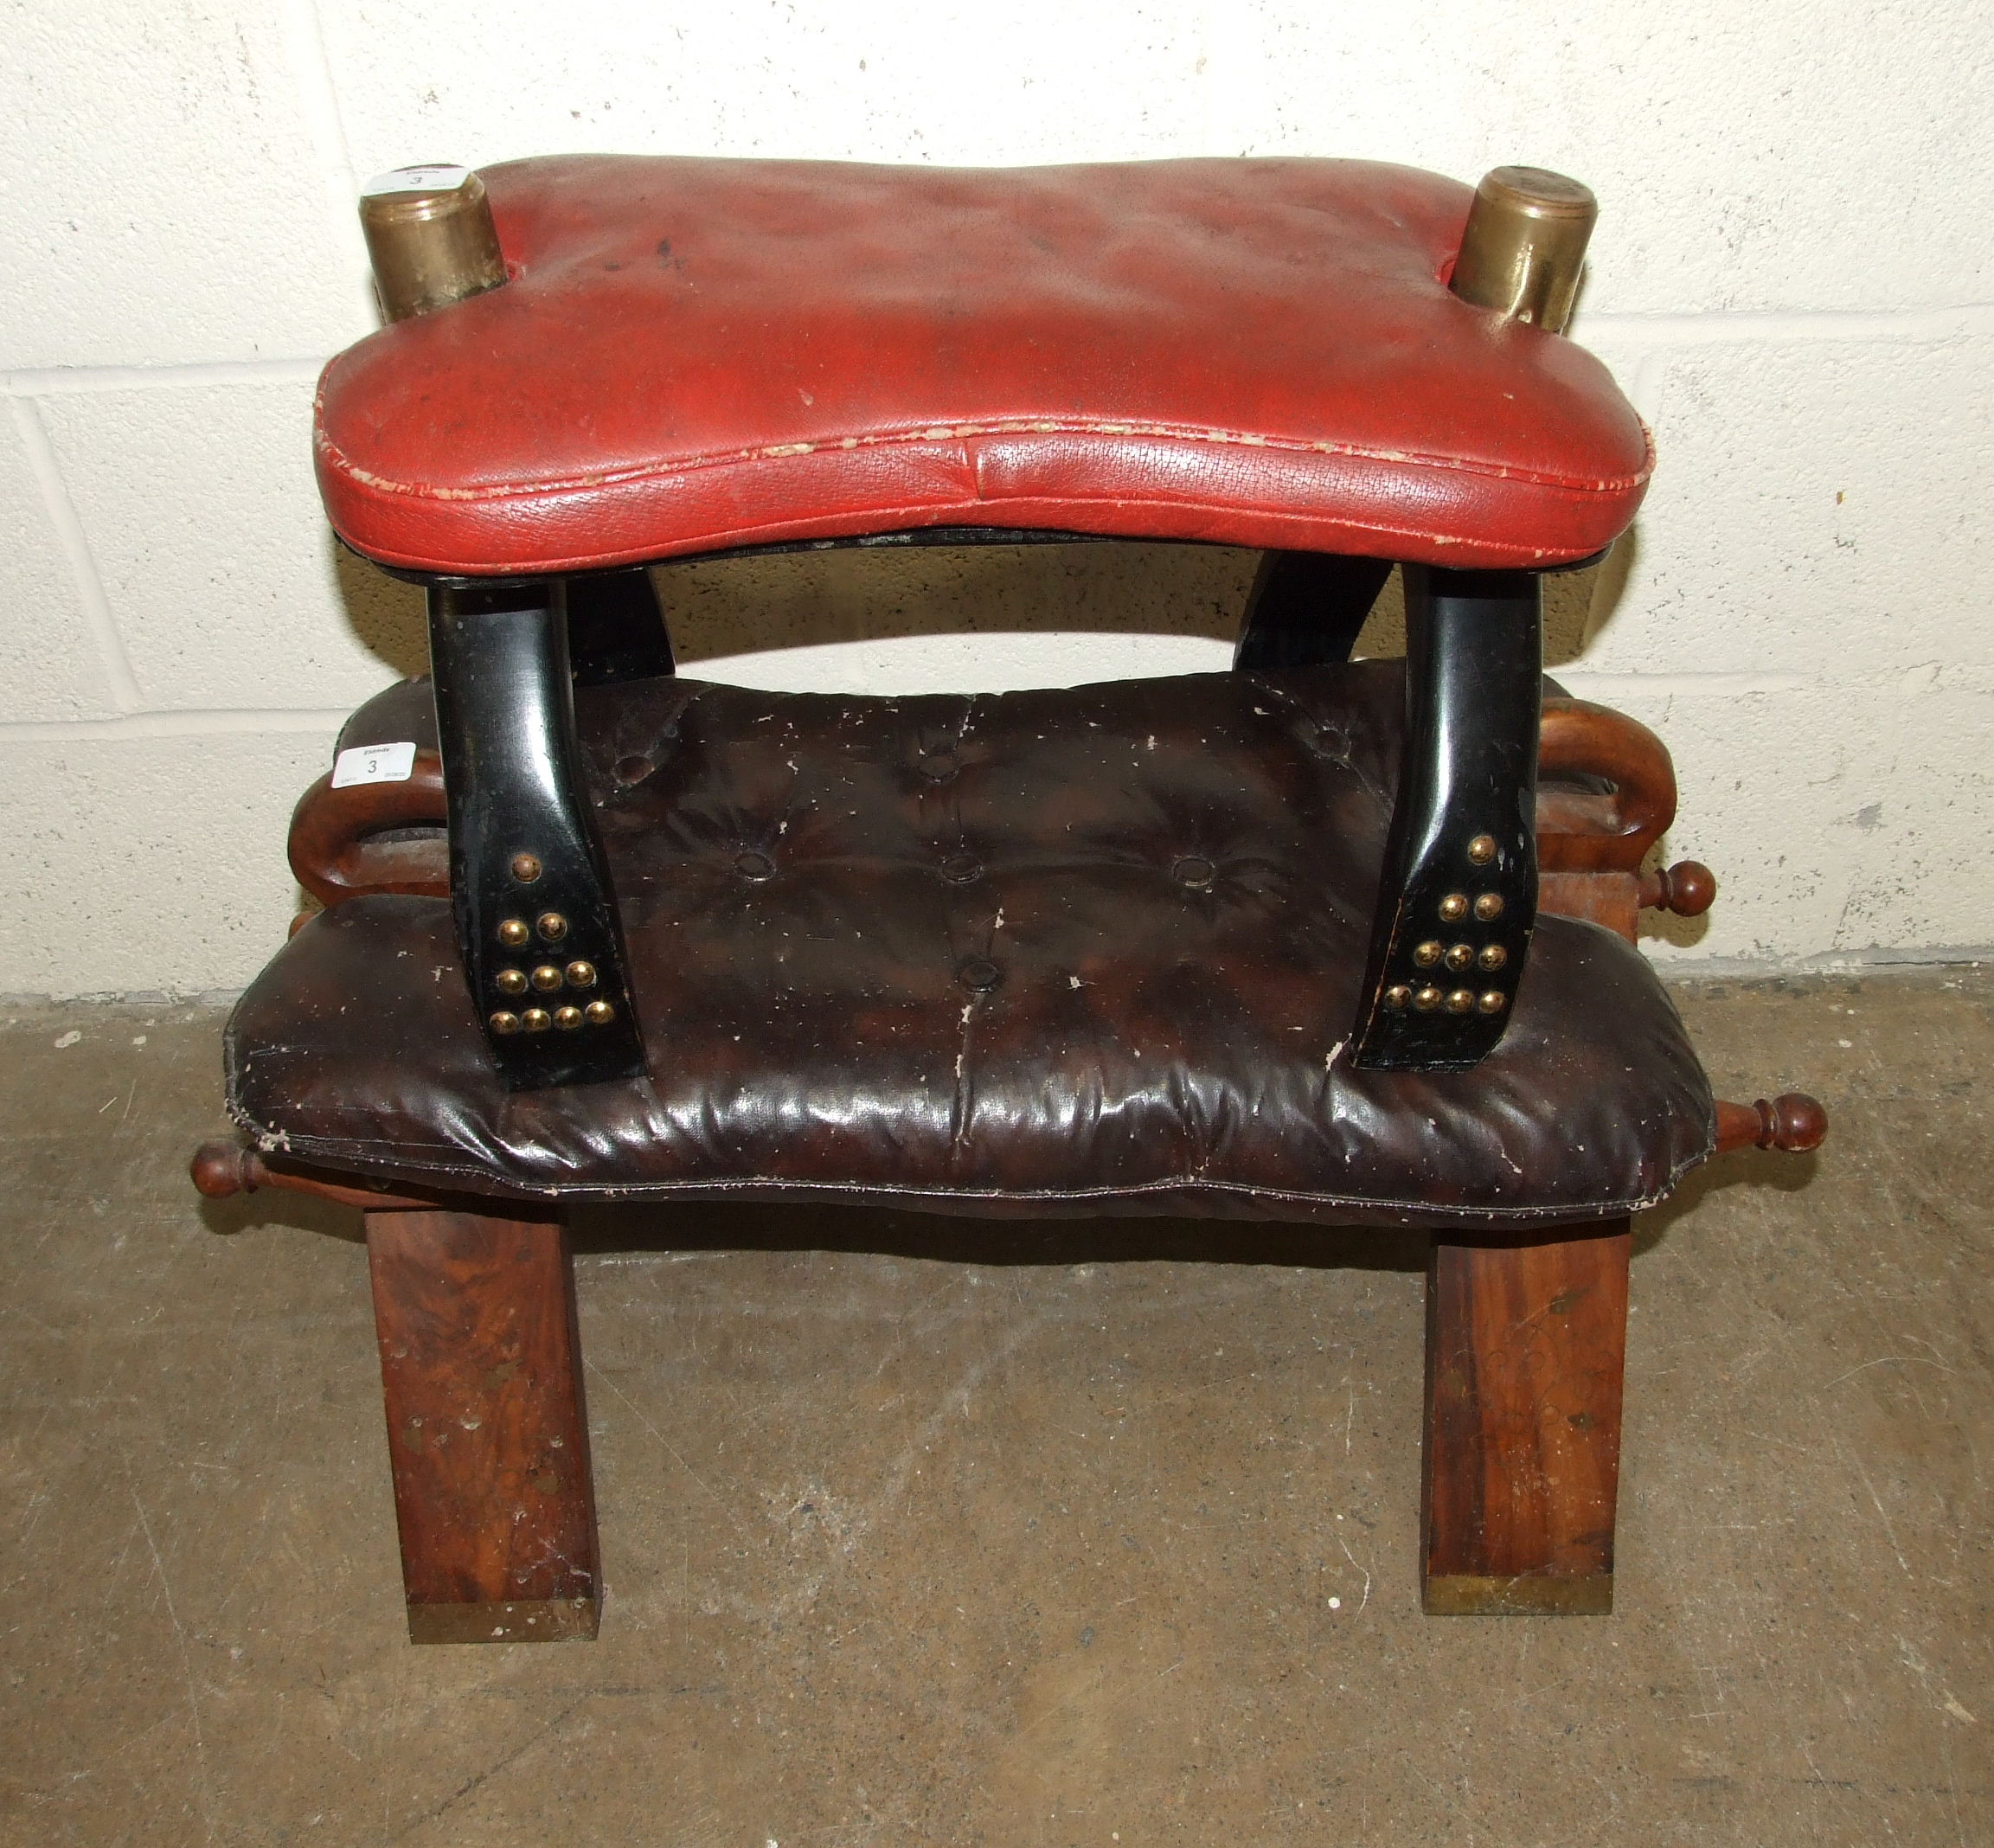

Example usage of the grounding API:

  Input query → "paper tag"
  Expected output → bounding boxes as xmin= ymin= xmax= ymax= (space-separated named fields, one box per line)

xmin=331 ymin=741 xmax=418 ymax=788
xmin=362 ymin=164 xmax=471 ymax=197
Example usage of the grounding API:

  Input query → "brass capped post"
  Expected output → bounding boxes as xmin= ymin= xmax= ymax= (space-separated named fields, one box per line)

xmin=1450 ymin=165 xmax=1597 ymax=335
xmin=359 ymin=164 xmax=507 ymax=323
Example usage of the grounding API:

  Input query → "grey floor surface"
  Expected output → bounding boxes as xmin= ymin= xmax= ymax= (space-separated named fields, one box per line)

xmin=1 ymin=970 xmax=1987 ymax=1847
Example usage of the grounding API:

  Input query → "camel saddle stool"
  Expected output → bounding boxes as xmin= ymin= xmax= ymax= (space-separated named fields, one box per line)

xmin=192 ymin=155 xmax=1824 ymax=1642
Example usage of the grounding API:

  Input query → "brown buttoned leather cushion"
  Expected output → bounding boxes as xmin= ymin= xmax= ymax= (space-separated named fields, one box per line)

xmin=229 ymin=664 xmax=1713 ymax=1226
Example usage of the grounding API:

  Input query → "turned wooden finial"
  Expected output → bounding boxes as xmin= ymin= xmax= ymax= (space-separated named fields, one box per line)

xmin=359 ymin=164 xmax=508 ymax=322
xmin=1639 ymin=860 xmax=1717 ymax=917
xmin=1451 ymin=166 xmax=1597 ymax=335
xmin=190 ymin=1139 xmax=257 ymax=1198
xmin=1714 ymin=1093 xmax=1829 ymax=1156
xmin=188 ymin=1140 xmax=435 ymax=1212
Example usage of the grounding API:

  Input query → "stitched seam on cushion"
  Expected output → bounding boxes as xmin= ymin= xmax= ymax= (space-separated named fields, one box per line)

xmin=331 ymin=493 xmax=1599 ymax=574
xmin=312 ymin=397 xmax=1654 ymax=503
xmin=225 ymin=1101 xmax=1705 ymax=1221
xmin=322 ymin=480 xmax=1629 ymax=572
xmin=335 ymin=519 xmax=1578 ymax=579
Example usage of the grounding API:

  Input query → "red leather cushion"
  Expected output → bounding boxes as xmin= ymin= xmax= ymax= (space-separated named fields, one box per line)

xmin=316 ymin=157 xmax=1651 ymax=576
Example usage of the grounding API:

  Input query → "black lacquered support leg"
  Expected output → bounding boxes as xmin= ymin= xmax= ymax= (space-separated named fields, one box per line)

xmin=1352 ymin=566 xmax=1542 ymax=1071
xmin=566 ymin=566 xmax=675 ymax=685
xmin=429 ymin=581 xmax=647 ymax=1090
xmin=1234 ymin=551 xmax=1394 ymax=671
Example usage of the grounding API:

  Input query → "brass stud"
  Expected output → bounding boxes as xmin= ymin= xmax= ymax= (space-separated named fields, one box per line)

xmin=553 ymin=1005 xmax=584 ymax=1030
xmin=584 ymin=999 xmax=615 ymax=1025
xmin=510 ymin=852 xmax=542 ymax=883
xmin=1383 ymin=984 xmax=1412 ymax=1011
xmin=497 ymin=917 xmax=530 ymax=948
xmin=1473 ymin=892 xmax=1505 ymax=921
xmin=1467 ymin=834 xmax=1497 ymax=865
xmin=1478 ymin=943 xmax=1509 ymax=972
xmin=1413 ymin=940 xmax=1444 ymax=968
xmin=488 ymin=1010 xmax=521 ymax=1036
xmin=521 ymin=1007 xmax=551 ymax=1033
xmin=531 ymin=964 xmax=563 ymax=991
xmin=564 ymin=959 xmax=597 ymax=989
xmin=1413 ymin=985 xmax=1443 ymax=1012
xmin=1438 ymin=893 xmax=1469 ymax=923
xmin=1444 ymin=942 xmax=1474 ymax=972
xmin=1478 ymin=990 xmax=1508 ymax=1016
xmin=495 ymin=966 xmax=528 ymax=996
xmin=1446 ymin=988 xmax=1475 ymax=1014
xmin=536 ymin=911 xmax=568 ymax=942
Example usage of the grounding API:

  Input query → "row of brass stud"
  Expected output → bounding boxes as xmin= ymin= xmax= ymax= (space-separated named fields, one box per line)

xmin=490 ymin=999 xmax=616 ymax=1036
xmin=493 ymin=858 xmax=597 ymax=1032
xmin=1375 ymin=833 xmax=1510 ymax=1016
xmin=494 ymin=959 xmax=598 ymax=996
xmin=1381 ymin=985 xmax=1507 ymax=1016
xmin=497 ymin=912 xmax=567 ymax=947
xmin=1413 ymin=940 xmax=1508 ymax=973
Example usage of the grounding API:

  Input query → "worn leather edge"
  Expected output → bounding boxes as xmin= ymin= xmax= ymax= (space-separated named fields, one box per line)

xmin=221 ymin=1096 xmax=1715 ymax=1229
xmin=317 ymin=465 xmax=1641 ymax=578
xmin=315 ymin=413 xmax=1653 ymax=505
xmin=221 ymin=923 xmax=1719 ymax=1230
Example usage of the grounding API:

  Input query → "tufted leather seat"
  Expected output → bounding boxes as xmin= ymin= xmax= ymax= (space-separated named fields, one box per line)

xmin=315 ymin=157 xmax=1651 ymax=577
xmin=228 ymin=664 xmax=1712 ymax=1223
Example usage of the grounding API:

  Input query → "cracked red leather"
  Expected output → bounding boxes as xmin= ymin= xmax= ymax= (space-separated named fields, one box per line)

xmin=316 ymin=157 xmax=1651 ymax=577
xmin=230 ymin=665 xmax=1713 ymax=1225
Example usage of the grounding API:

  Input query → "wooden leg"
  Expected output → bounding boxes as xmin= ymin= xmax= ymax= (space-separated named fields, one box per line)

xmin=365 ymin=1210 xmax=601 ymax=1643
xmin=1422 ymin=1217 xmax=1630 ymax=1615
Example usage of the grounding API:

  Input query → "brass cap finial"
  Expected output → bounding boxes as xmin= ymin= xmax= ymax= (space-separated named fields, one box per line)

xmin=359 ymin=164 xmax=507 ymax=323
xmin=1450 ymin=166 xmax=1597 ymax=335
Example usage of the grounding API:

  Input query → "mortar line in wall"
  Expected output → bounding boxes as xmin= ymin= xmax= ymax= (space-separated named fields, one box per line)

xmin=279 ymin=0 xmax=361 ymax=203
xmin=3 ymin=358 xmax=327 ymax=397
xmin=1555 ymin=671 xmax=1812 ymax=697
xmin=0 ymin=709 xmax=356 ymax=742
xmin=277 ymin=0 xmax=372 ymax=346
xmin=8 ymin=398 xmax=144 ymax=714
xmin=1578 ymin=301 xmax=1992 ymax=349
xmin=1646 ymin=946 xmax=1993 ymax=976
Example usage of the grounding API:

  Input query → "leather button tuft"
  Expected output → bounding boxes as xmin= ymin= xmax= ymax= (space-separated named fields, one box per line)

xmin=734 ymin=850 xmax=775 ymax=881
xmin=1173 ymin=856 xmax=1216 ymax=889
xmin=916 ymin=746 xmax=959 ymax=782
xmin=613 ymin=754 xmax=655 ymax=786
xmin=939 ymin=852 xmax=983 ymax=884
xmin=959 ymin=959 xmax=1003 ymax=993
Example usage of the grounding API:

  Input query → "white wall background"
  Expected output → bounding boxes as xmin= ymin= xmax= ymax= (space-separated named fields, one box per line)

xmin=3 ymin=0 xmax=1990 ymax=994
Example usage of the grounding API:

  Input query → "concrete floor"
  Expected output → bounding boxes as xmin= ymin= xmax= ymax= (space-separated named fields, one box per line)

xmin=0 ymin=970 xmax=1986 ymax=1847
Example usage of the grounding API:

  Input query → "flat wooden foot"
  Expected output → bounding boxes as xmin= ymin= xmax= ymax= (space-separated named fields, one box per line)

xmin=366 ymin=1210 xmax=600 ymax=1643
xmin=1422 ymin=1218 xmax=1630 ymax=1615
xmin=405 ymin=1597 xmax=599 ymax=1645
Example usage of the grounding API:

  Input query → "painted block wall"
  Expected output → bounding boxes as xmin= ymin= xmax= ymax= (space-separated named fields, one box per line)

xmin=2 ymin=0 xmax=1989 ymax=994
